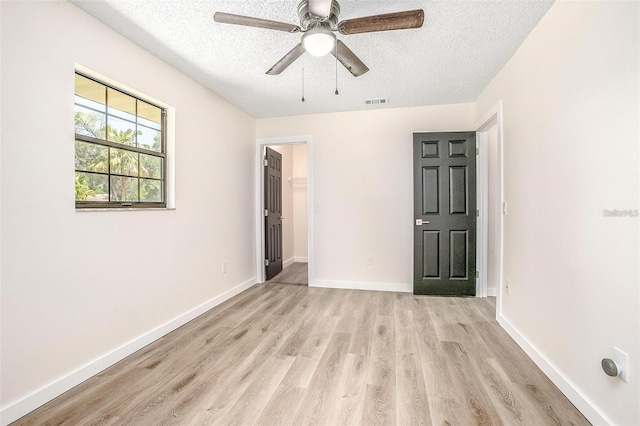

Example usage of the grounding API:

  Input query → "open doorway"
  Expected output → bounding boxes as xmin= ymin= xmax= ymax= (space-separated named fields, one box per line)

xmin=476 ymin=101 xmax=504 ymax=318
xmin=256 ymin=135 xmax=314 ymax=286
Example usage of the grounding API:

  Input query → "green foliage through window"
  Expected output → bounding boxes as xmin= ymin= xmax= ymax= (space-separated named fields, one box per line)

xmin=74 ymin=72 xmax=165 ymax=207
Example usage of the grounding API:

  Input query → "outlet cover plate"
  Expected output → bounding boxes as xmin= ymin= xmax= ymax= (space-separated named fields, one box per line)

xmin=613 ymin=347 xmax=629 ymax=382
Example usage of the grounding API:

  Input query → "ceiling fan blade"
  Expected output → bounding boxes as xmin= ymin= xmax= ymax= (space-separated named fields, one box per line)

xmin=266 ymin=44 xmax=306 ymax=75
xmin=214 ymin=12 xmax=301 ymax=33
xmin=331 ymin=40 xmax=369 ymax=77
xmin=338 ymin=9 xmax=424 ymax=35
xmin=308 ymin=0 xmax=333 ymax=19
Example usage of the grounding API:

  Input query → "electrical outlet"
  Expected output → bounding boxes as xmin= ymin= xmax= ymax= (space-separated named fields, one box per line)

xmin=505 ymin=279 xmax=511 ymax=295
xmin=222 ymin=262 xmax=228 ymax=274
xmin=613 ymin=347 xmax=629 ymax=382
xmin=366 ymin=256 xmax=373 ymax=266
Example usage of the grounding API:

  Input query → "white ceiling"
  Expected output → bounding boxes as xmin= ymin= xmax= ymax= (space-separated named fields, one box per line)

xmin=70 ymin=0 xmax=553 ymax=118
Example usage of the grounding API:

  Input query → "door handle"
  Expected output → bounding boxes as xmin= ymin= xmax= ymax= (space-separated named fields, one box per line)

xmin=280 ymin=217 xmax=285 ymax=220
xmin=415 ymin=219 xmax=430 ymax=225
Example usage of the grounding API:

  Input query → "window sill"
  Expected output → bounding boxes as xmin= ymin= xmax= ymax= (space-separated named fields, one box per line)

xmin=75 ymin=207 xmax=176 ymax=212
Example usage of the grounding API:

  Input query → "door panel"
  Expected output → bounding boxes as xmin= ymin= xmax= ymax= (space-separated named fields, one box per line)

xmin=422 ymin=167 xmax=439 ymax=214
xmin=413 ymin=132 xmax=476 ymax=296
xmin=265 ymin=147 xmax=283 ymax=280
xmin=449 ymin=166 xmax=468 ymax=214
xmin=422 ymin=231 xmax=440 ymax=278
xmin=450 ymin=230 xmax=468 ymax=279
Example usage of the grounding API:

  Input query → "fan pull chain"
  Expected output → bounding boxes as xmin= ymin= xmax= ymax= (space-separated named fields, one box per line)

xmin=301 ymin=68 xmax=305 ymax=102
xmin=335 ymin=43 xmax=339 ymax=95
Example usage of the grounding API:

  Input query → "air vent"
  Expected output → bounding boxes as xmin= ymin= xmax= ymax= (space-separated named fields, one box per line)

xmin=365 ymin=97 xmax=388 ymax=105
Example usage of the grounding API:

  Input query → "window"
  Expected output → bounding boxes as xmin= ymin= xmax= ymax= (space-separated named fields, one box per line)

xmin=74 ymin=72 xmax=166 ymax=208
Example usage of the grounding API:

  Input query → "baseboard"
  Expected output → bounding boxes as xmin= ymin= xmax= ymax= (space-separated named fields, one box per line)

xmin=0 ymin=277 xmax=257 ymax=426
xmin=497 ymin=314 xmax=610 ymax=426
xmin=283 ymin=258 xmax=306 ymax=268
xmin=313 ymin=279 xmax=412 ymax=293
xmin=487 ymin=287 xmax=498 ymax=297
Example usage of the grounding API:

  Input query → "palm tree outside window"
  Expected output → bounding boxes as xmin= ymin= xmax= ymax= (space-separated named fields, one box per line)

xmin=74 ymin=72 xmax=166 ymax=208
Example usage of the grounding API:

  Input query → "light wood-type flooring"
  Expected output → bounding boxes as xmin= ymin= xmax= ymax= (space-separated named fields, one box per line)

xmin=13 ymin=278 xmax=589 ymax=425
xmin=269 ymin=262 xmax=308 ymax=286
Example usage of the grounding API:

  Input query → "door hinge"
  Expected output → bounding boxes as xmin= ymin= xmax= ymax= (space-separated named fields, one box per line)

xmin=475 ymin=271 xmax=479 ymax=279
xmin=263 ymin=158 xmax=268 ymax=167
xmin=264 ymin=259 xmax=269 ymax=266
xmin=264 ymin=209 xmax=268 ymax=217
xmin=476 ymin=147 xmax=480 ymax=155
xmin=476 ymin=209 xmax=479 ymax=217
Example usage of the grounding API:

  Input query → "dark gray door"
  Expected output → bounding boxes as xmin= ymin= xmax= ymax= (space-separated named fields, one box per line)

xmin=264 ymin=147 xmax=283 ymax=280
xmin=413 ymin=132 xmax=477 ymax=296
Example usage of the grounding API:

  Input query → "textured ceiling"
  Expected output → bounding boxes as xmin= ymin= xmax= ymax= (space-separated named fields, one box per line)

xmin=70 ymin=0 xmax=553 ymax=118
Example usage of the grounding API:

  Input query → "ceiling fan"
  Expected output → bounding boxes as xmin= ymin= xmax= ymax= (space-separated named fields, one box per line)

xmin=214 ymin=0 xmax=424 ymax=77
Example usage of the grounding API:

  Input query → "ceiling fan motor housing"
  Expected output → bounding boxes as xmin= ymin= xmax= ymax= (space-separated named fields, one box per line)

xmin=214 ymin=0 xmax=422 ymax=77
xmin=298 ymin=0 xmax=340 ymax=30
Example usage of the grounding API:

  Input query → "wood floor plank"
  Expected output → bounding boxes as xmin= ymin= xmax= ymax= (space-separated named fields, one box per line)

xmin=334 ymin=290 xmax=360 ymax=334
xmin=480 ymin=297 xmax=498 ymax=319
xmin=328 ymin=353 xmax=370 ymax=426
xmin=377 ymin=291 xmax=395 ymax=317
xmin=394 ymin=303 xmax=418 ymax=355
xmin=219 ymin=355 xmax=294 ymax=425
xmin=394 ymin=293 xmax=431 ymax=425
xmin=348 ymin=291 xmax=377 ymax=356
xmin=363 ymin=315 xmax=396 ymax=425
xmin=277 ymin=317 xmax=318 ymax=357
xmin=297 ymin=315 xmax=339 ymax=360
xmin=475 ymin=320 xmax=554 ymax=387
xmin=517 ymin=380 xmax=590 ymax=426
xmin=442 ymin=341 xmax=504 ymax=425
xmin=280 ymin=355 xmax=320 ymax=388
xmin=475 ymin=357 xmax=538 ymax=426
xmin=254 ymin=384 xmax=304 ymax=426
xmin=13 ymin=274 xmax=589 ymax=426
xmin=117 ymin=319 xmax=283 ymax=424
xmin=291 ymin=332 xmax=352 ymax=425
xmin=396 ymin=353 xmax=432 ymax=425
xmin=269 ymin=262 xmax=308 ymax=285
xmin=411 ymin=296 xmax=439 ymax=340
xmin=456 ymin=296 xmax=494 ymax=322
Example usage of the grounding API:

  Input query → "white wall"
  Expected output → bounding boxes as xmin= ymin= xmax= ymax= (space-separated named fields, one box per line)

xmin=0 ymin=1 xmax=256 ymax=423
xmin=271 ymin=145 xmax=295 ymax=265
xmin=292 ymin=144 xmax=308 ymax=261
xmin=475 ymin=2 xmax=639 ymax=425
xmin=257 ymin=104 xmax=475 ymax=291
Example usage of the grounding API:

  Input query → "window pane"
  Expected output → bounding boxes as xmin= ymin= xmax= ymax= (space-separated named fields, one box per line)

xmin=107 ymin=116 xmax=136 ymax=146
xmin=110 ymin=176 xmax=139 ymax=202
xmin=110 ymin=148 xmax=139 ymax=177
xmin=75 ymin=74 xmax=105 ymax=111
xmin=75 ymin=72 xmax=166 ymax=208
xmin=137 ymin=125 xmax=161 ymax=151
xmin=139 ymin=154 xmax=162 ymax=179
xmin=75 ymin=95 xmax=107 ymax=112
xmin=75 ymin=172 xmax=108 ymax=201
xmin=140 ymin=179 xmax=162 ymax=202
xmin=75 ymin=105 xmax=106 ymax=139
xmin=137 ymin=100 xmax=161 ymax=129
xmin=75 ymin=140 xmax=108 ymax=173
xmin=107 ymin=88 xmax=136 ymax=121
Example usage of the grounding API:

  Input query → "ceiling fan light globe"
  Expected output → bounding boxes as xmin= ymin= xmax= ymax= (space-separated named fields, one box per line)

xmin=302 ymin=27 xmax=336 ymax=57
